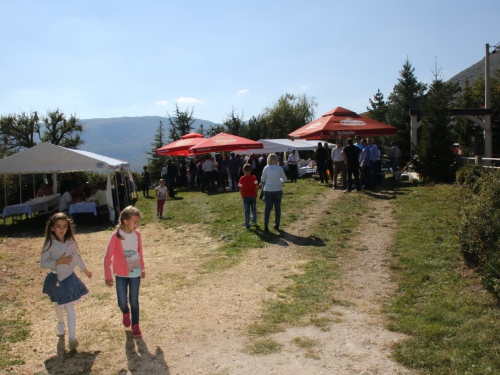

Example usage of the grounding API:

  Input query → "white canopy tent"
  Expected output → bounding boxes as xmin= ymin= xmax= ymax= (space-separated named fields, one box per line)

xmin=236 ymin=139 xmax=335 ymax=155
xmin=0 ymin=142 xmax=132 ymax=221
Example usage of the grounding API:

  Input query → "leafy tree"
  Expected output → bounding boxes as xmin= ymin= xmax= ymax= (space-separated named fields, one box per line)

xmin=147 ymin=121 xmax=169 ymax=181
xmin=414 ymin=74 xmax=459 ymax=183
xmin=0 ymin=111 xmax=40 ymax=155
xmin=206 ymin=124 xmax=225 ymax=137
xmin=168 ymin=103 xmax=195 ymax=141
xmin=259 ymin=93 xmax=317 ymax=139
xmin=40 ymin=109 xmax=84 ymax=148
xmin=386 ymin=59 xmax=427 ymax=163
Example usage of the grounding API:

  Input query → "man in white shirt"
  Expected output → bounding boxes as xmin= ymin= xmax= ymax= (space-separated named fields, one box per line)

xmin=202 ymin=155 xmax=215 ymax=193
xmin=287 ymin=149 xmax=299 ymax=183
xmin=331 ymin=140 xmax=346 ymax=190
xmin=59 ymin=185 xmax=78 ymax=212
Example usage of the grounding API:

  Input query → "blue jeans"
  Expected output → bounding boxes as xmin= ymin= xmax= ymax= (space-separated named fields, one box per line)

xmin=243 ymin=197 xmax=257 ymax=228
xmin=115 ymin=276 xmax=141 ymax=325
xmin=264 ymin=190 xmax=283 ymax=228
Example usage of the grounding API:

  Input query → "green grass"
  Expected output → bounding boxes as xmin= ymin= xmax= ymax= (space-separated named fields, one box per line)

xmin=387 ymin=183 xmax=500 ymax=374
xmin=246 ymin=338 xmax=282 ymax=355
xmin=138 ymin=180 xmax=331 ymax=272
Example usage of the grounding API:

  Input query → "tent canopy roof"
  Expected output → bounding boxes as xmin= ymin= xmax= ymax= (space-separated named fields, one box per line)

xmin=0 ymin=142 xmax=129 ymax=174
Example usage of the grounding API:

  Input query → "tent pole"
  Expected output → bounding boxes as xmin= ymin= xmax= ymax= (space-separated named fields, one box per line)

xmin=52 ymin=173 xmax=57 ymax=194
xmin=114 ymin=171 xmax=120 ymax=219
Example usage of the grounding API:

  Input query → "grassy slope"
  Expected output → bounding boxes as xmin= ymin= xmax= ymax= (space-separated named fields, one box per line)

xmin=387 ymin=184 xmax=500 ymax=374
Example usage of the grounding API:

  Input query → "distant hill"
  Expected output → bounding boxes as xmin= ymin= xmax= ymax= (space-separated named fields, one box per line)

xmin=448 ymin=50 xmax=500 ymax=88
xmin=79 ymin=116 xmax=217 ymax=172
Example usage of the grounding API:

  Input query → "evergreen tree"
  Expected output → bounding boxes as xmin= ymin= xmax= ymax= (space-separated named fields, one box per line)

xmin=168 ymin=103 xmax=195 ymax=141
xmin=147 ymin=121 xmax=169 ymax=181
xmin=453 ymin=79 xmax=483 ymax=156
xmin=366 ymin=89 xmax=388 ymax=123
xmin=365 ymin=89 xmax=392 ymax=155
xmin=245 ymin=115 xmax=265 ymax=141
xmin=414 ymin=75 xmax=459 ymax=183
xmin=386 ymin=59 xmax=427 ymax=163
xmin=40 ymin=109 xmax=84 ymax=149
xmin=222 ymin=107 xmax=246 ymax=136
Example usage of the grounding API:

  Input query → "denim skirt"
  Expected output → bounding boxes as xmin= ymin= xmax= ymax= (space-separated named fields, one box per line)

xmin=43 ymin=272 xmax=89 ymax=306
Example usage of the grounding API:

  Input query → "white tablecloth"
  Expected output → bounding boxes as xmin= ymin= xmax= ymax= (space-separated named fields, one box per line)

xmin=298 ymin=166 xmax=316 ymax=177
xmin=69 ymin=202 xmax=97 ymax=216
xmin=2 ymin=194 xmax=61 ymax=219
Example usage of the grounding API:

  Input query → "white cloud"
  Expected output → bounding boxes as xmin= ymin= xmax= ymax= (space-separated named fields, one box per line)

xmin=176 ymin=96 xmax=202 ymax=104
xmin=237 ymin=89 xmax=249 ymax=95
xmin=300 ymin=85 xmax=307 ymax=90
xmin=155 ymin=100 xmax=169 ymax=106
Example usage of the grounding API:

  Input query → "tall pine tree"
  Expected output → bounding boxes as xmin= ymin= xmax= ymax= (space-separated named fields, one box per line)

xmin=414 ymin=75 xmax=460 ymax=183
xmin=386 ymin=59 xmax=427 ymax=163
xmin=147 ymin=121 xmax=168 ymax=181
xmin=168 ymin=104 xmax=195 ymax=141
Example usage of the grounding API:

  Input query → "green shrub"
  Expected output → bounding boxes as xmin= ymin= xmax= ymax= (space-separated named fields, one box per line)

xmin=456 ymin=165 xmax=488 ymax=194
xmin=458 ymin=169 xmax=500 ymax=297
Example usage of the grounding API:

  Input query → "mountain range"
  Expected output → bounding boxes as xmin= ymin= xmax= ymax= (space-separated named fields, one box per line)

xmin=79 ymin=116 xmax=217 ymax=172
xmin=79 ymin=51 xmax=500 ymax=172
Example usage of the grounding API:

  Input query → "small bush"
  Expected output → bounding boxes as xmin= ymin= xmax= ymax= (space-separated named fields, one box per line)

xmin=456 ymin=165 xmax=488 ymax=194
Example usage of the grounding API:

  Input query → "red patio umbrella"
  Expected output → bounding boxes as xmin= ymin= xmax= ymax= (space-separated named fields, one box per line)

xmin=188 ymin=132 xmax=263 ymax=155
xmin=288 ymin=107 xmax=397 ymax=140
xmin=156 ymin=132 xmax=207 ymax=156
xmin=180 ymin=132 xmax=205 ymax=139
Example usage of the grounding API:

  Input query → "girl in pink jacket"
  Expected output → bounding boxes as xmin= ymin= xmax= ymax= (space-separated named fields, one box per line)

xmin=104 ymin=206 xmax=146 ymax=338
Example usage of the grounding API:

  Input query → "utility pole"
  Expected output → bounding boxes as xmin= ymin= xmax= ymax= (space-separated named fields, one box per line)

xmin=484 ymin=44 xmax=492 ymax=165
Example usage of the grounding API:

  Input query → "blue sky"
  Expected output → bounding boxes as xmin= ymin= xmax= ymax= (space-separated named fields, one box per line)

xmin=0 ymin=0 xmax=499 ymax=124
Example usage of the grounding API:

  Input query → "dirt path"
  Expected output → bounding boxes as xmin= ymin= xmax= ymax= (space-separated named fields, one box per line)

xmin=1 ymin=189 xmax=415 ymax=375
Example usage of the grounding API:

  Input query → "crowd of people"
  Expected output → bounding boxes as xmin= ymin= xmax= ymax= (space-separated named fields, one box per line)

xmin=315 ymin=136 xmax=401 ymax=192
xmin=143 ymin=138 xmax=402 ymax=202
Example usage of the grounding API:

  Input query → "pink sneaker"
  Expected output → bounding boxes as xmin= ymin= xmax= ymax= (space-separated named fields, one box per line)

xmin=132 ymin=324 xmax=142 ymax=338
xmin=123 ymin=313 xmax=131 ymax=328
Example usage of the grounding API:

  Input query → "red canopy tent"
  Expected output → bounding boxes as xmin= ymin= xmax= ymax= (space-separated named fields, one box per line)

xmin=156 ymin=132 xmax=206 ymax=156
xmin=188 ymin=132 xmax=263 ymax=155
xmin=288 ymin=107 xmax=397 ymax=140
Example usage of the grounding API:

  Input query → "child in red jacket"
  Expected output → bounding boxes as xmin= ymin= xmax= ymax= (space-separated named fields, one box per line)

xmin=104 ymin=206 xmax=146 ymax=338
xmin=238 ymin=164 xmax=259 ymax=229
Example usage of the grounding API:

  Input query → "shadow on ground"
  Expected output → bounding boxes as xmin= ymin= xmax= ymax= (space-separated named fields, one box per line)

xmin=44 ymin=336 xmax=101 ymax=375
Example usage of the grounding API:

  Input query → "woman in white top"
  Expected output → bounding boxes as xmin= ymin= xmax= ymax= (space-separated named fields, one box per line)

xmin=261 ymin=153 xmax=287 ymax=232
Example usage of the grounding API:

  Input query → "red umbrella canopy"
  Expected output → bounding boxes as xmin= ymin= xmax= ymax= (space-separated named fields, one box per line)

xmin=288 ymin=107 xmax=397 ymax=139
xmin=188 ymin=132 xmax=263 ymax=155
xmin=156 ymin=136 xmax=206 ymax=157
xmin=181 ymin=132 xmax=205 ymax=139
